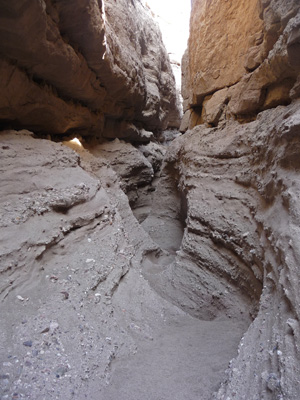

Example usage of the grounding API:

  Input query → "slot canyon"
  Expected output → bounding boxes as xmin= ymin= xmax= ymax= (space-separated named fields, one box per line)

xmin=0 ymin=0 xmax=300 ymax=399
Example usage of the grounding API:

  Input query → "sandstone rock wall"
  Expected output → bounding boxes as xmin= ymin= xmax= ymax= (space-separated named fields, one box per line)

xmin=157 ymin=100 xmax=300 ymax=400
xmin=0 ymin=0 xmax=180 ymax=139
xmin=174 ymin=0 xmax=300 ymax=397
xmin=0 ymin=130 xmax=158 ymax=398
xmin=181 ymin=0 xmax=300 ymax=130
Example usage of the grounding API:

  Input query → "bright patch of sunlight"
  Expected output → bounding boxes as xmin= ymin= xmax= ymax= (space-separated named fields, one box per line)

xmin=145 ymin=0 xmax=191 ymax=90
xmin=146 ymin=0 xmax=190 ymax=59
xmin=69 ymin=137 xmax=82 ymax=147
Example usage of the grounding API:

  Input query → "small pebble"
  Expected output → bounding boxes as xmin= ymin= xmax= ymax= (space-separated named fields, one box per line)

xmin=50 ymin=322 xmax=59 ymax=333
xmin=61 ymin=291 xmax=69 ymax=300
xmin=3 ymin=362 xmax=12 ymax=367
xmin=23 ymin=340 xmax=33 ymax=347
xmin=55 ymin=366 xmax=68 ymax=378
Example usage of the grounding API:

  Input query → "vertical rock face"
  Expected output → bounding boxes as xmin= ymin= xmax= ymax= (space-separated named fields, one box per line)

xmin=169 ymin=0 xmax=300 ymax=398
xmin=181 ymin=0 xmax=300 ymax=130
xmin=0 ymin=0 xmax=180 ymax=138
xmin=188 ymin=0 xmax=263 ymax=104
xmin=161 ymin=102 xmax=300 ymax=399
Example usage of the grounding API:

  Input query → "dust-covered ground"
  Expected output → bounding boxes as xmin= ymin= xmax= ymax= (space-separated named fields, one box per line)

xmin=0 ymin=130 xmax=248 ymax=400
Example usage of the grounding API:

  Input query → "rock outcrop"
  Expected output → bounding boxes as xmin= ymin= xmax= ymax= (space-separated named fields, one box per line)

xmin=147 ymin=101 xmax=300 ymax=399
xmin=0 ymin=130 xmax=150 ymax=398
xmin=166 ymin=0 xmax=300 ymax=398
xmin=0 ymin=130 xmax=248 ymax=400
xmin=0 ymin=0 xmax=180 ymax=139
xmin=181 ymin=0 xmax=300 ymax=130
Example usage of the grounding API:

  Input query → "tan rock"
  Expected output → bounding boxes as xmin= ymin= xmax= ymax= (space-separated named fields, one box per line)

xmin=179 ymin=110 xmax=191 ymax=133
xmin=228 ymin=15 xmax=300 ymax=116
xmin=244 ymin=45 xmax=264 ymax=71
xmin=0 ymin=60 xmax=103 ymax=134
xmin=186 ymin=0 xmax=263 ymax=105
xmin=263 ymin=79 xmax=295 ymax=109
xmin=227 ymin=76 xmax=264 ymax=116
xmin=189 ymin=108 xmax=203 ymax=130
xmin=202 ymin=88 xmax=230 ymax=126
xmin=0 ymin=0 xmax=180 ymax=136
xmin=183 ymin=0 xmax=300 ymax=123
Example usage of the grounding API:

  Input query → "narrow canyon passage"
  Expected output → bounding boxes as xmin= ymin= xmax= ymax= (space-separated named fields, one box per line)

xmin=1 ymin=0 xmax=300 ymax=399
xmin=96 ymin=146 xmax=251 ymax=400
xmin=0 ymin=131 xmax=249 ymax=400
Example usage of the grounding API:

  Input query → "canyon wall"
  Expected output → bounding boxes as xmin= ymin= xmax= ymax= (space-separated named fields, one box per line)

xmin=163 ymin=0 xmax=300 ymax=398
xmin=181 ymin=0 xmax=300 ymax=130
xmin=0 ymin=0 xmax=180 ymax=140
xmin=154 ymin=101 xmax=300 ymax=400
xmin=1 ymin=0 xmax=300 ymax=399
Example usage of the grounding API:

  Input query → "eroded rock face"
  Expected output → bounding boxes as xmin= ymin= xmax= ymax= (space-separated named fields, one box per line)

xmin=149 ymin=101 xmax=300 ymax=399
xmin=0 ymin=130 xmax=146 ymax=398
xmin=84 ymin=138 xmax=156 ymax=207
xmin=0 ymin=130 xmax=250 ymax=400
xmin=177 ymin=2 xmax=300 ymax=397
xmin=1 ymin=0 xmax=300 ymax=398
xmin=181 ymin=0 xmax=300 ymax=130
xmin=0 ymin=0 xmax=180 ymax=139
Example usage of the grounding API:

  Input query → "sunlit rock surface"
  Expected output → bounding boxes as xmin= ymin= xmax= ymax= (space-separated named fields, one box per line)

xmin=0 ymin=0 xmax=180 ymax=138
xmin=181 ymin=0 xmax=300 ymax=130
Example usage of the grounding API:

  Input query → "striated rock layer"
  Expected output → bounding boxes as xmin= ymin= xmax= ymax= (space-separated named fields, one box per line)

xmin=170 ymin=0 xmax=300 ymax=397
xmin=0 ymin=130 xmax=248 ymax=400
xmin=148 ymin=101 xmax=300 ymax=399
xmin=181 ymin=0 xmax=300 ymax=130
xmin=0 ymin=0 xmax=180 ymax=139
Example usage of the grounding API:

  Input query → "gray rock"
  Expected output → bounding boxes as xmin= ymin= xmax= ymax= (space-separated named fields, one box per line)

xmin=23 ymin=340 xmax=33 ymax=347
